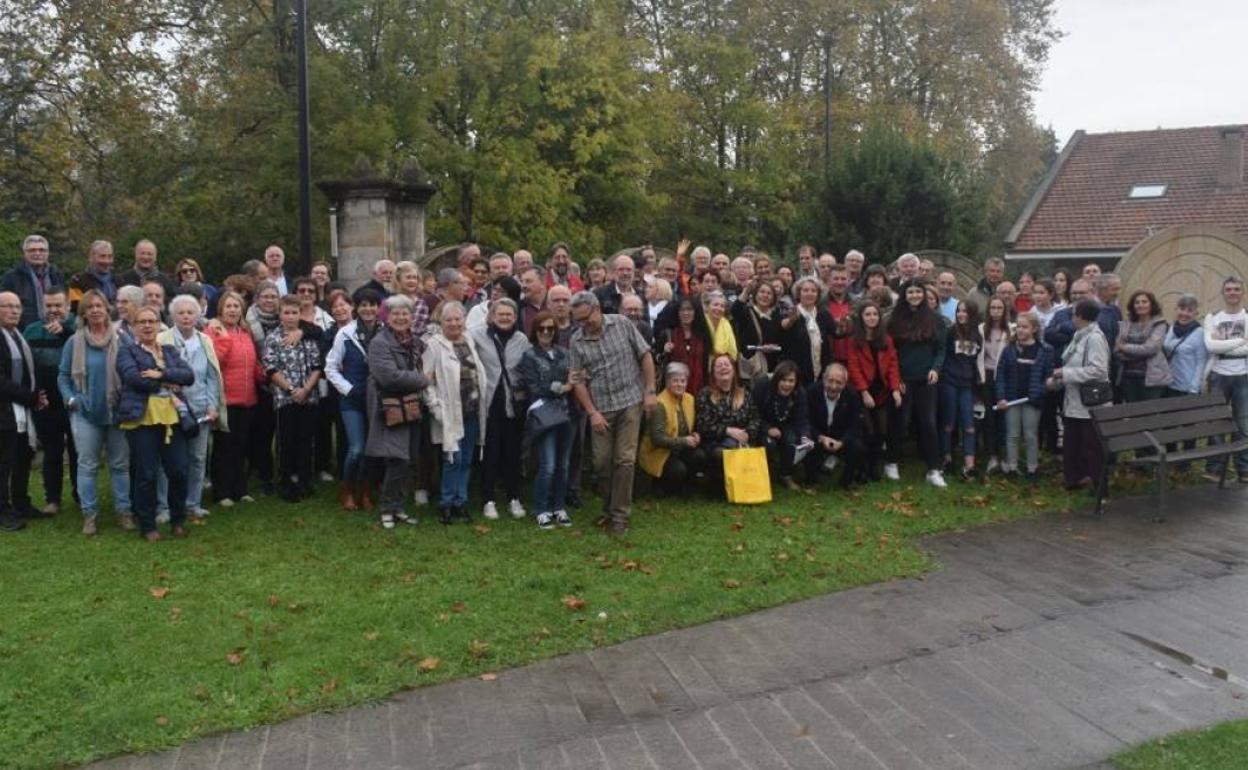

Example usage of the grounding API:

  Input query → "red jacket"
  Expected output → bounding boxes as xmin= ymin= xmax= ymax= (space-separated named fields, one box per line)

xmin=209 ymin=325 xmax=264 ymax=407
xmin=826 ymin=296 xmax=853 ymax=363
xmin=545 ymin=271 xmax=584 ymax=292
xmin=847 ymin=335 xmax=901 ymax=397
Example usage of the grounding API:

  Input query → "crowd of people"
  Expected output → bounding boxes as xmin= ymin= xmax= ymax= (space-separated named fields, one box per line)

xmin=2 ymin=234 xmax=1246 ymax=540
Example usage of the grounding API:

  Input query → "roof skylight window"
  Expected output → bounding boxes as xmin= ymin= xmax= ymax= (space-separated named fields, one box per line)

xmin=1128 ymin=184 xmax=1167 ymax=199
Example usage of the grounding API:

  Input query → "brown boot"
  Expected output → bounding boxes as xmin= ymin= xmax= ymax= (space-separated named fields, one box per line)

xmin=359 ymin=482 xmax=375 ymax=511
xmin=340 ymin=482 xmax=358 ymax=511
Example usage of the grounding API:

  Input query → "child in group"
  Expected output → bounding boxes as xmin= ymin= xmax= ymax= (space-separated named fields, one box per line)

xmin=940 ymin=301 xmax=984 ymax=480
xmin=263 ymin=295 xmax=323 ymax=502
xmin=994 ymin=312 xmax=1054 ymax=481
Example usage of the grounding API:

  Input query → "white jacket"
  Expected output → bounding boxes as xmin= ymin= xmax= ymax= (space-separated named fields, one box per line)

xmin=422 ymin=332 xmax=488 ymax=456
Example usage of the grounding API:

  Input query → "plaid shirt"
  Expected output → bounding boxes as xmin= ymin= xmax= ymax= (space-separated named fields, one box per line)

xmin=568 ymin=314 xmax=650 ymax=413
xmin=263 ymin=328 xmax=323 ymax=409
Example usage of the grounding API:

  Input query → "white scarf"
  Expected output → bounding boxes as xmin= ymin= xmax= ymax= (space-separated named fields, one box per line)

xmin=3 ymin=329 xmax=38 ymax=448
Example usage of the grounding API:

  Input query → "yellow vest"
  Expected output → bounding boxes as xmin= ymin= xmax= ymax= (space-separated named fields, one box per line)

xmin=639 ymin=389 xmax=695 ymax=478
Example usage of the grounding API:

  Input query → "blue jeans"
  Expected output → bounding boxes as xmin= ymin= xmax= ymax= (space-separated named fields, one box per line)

xmin=533 ymin=420 xmax=575 ymax=513
xmin=439 ymin=415 xmax=479 ymax=508
xmin=1208 ymin=373 xmax=1248 ymax=475
xmin=69 ymin=412 xmax=131 ymax=518
xmin=939 ymin=382 xmax=976 ymax=458
xmin=340 ymin=406 xmax=368 ymax=482
xmin=159 ymin=428 xmax=210 ymax=512
xmin=126 ymin=424 xmax=188 ymax=534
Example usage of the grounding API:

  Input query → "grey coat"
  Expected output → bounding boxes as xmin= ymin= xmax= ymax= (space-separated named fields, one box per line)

xmin=468 ymin=325 xmax=531 ymax=418
xmin=1060 ymin=324 xmax=1110 ymax=419
xmin=1115 ymin=318 xmax=1173 ymax=389
xmin=364 ymin=326 xmax=430 ymax=460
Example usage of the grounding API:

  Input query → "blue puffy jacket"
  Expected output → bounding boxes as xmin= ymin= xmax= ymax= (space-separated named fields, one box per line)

xmin=995 ymin=340 xmax=1054 ymax=406
xmin=114 ymin=340 xmax=195 ymax=423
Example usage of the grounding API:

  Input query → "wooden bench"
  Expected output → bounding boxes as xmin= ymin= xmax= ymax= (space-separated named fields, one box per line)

xmin=1090 ymin=392 xmax=1248 ymax=519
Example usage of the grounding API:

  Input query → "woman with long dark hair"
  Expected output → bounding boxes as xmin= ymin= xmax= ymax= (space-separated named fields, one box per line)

xmin=731 ymin=280 xmax=783 ymax=383
xmin=941 ymin=301 xmax=984 ymax=480
xmin=847 ymin=301 xmax=901 ymax=482
xmin=1115 ymin=290 xmax=1171 ymax=402
xmin=887 ymin=280 xmax=947 ymax=487
xmin=979 ymin=296 xmax=1013 ymax=474
xmin=695 ymin=353 xmax=762 ymax=487
xmin=752 ymin=360 xmax=811 ymax=490
xmin=661 ymin=297 xmax=709 ymax=395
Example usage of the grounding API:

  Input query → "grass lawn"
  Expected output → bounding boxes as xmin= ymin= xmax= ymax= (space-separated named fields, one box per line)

xmin=1116 ymin=719 xmax=1248 ymax=769
xmin=2 ymin=466 xmax=1092 ymax=769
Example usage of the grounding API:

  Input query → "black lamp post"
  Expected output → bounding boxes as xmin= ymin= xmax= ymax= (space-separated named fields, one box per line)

xmin=294 ymin=0 xmax=313 ymax=276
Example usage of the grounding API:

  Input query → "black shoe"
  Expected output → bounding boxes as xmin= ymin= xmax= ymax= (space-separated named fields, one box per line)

xmin=258 ymin=480 xmax=275 ymax=496
xmin=438 ymin=508 xmax=453 ymax=525
xmin=453 ymin=506 xmax=471 ymax=523
xmin=0 ymin=512 xmax=25 ymax=532
xmin=15 ymin=504 xmax=50 ymax=520
xmin=565 ymin=493 xmax=583 ymax=509
xmin=278 ymin=486 xmax=301 ymax=503
xmin=959 ymin=466 xmax=978 ymax=482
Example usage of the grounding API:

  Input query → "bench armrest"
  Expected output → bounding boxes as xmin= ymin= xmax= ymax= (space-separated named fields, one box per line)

xmin=1142 ymin=430 xmax=1167 ymax=458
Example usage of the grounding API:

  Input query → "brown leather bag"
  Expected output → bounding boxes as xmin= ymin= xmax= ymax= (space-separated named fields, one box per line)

xmin=380 ymin=393 xmax=422 ymax=427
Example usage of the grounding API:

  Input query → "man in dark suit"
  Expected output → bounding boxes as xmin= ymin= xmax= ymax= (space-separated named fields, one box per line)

xmin=0 ymin=235 xmax=66 ymax=327
xmin=619 ymin=294 xmax=654 ymax=349
xmin=804 ymin=362 xmax=863 ymax=488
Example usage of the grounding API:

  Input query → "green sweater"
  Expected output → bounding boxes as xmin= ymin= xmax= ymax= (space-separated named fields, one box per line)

xmin=895 ymin=322 xmax=947 ymax=382
xmin=23 ymin=315 xmax=77 ymax=390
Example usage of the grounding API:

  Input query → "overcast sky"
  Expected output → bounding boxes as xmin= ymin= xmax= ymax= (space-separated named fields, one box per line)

xmin=1034 ymin=0 xmax=1246 ymax=147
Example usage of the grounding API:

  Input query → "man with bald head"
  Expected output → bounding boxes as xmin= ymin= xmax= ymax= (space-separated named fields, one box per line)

xmin=593 ymin=254 xmax=638 ymax=315
xmin=620 ymin=293 xmax=653 ymax=347
xmin=0 ymin=291 xmax=46 ymax=531
xmin=118 ymin=239 xmax=176 ymax=299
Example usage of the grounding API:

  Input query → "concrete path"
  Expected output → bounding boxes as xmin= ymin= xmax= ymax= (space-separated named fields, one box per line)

xmin=90 ymin=484 xmax=1248 ymax=769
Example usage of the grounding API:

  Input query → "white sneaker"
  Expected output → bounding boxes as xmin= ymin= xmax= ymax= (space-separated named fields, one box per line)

xmin=986 ymin=457 xmax=1001 ymax=474
xmin=319 ymin=471 xmax=334 ymax=482
xmin=380 ymin=513 xmax=396 ymax=530
xmin=156 ymin=511 xmax=170 ymax=524
xmin=508 ymin=499 xmax=526 ymax=519
xmin=823 ymin=455 xmax=839 ymax=472
xmin=192 ymin=507 xmax=210 ymax=517
xmin=218 ymin=498 xmax=235 ymax=508
xmin=883 ymin=463 xmax=900 ymax=481
xmin=240 ymin=495 xmax=255 ymax=503
xmin=482 ymin=501 xmax=500 ymax=520
xmin=414 ymin=489 xmax=429 ymax=506
xmin=554 ymin=510 xmax=572 ymax=527
xmin=926 ymin=470 xmax=947 ymax=489
xmin=536 ymin=512 xmax=555 ymax=530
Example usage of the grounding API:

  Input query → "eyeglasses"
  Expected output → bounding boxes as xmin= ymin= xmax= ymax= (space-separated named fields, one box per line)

xmin=296 ymin=288 xmax=316 ymax=294
xmin=537 ymin=326 xmax=556 ymax=334
xmin=136 ymin=319 xmax=160 ymax=325
xmin=180 ymin=268 xmax=198 ymax=274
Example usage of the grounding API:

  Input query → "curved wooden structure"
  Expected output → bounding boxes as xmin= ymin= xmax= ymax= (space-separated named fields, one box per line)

xmin=1116 ymin=225 xmax=1248 ymax=314
xmin=885 ymin=250 xmax=981 ymax=295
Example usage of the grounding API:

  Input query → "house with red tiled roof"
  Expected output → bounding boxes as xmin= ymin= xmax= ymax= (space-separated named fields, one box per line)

xmin=1005 ymin=124 xmax=1248 ymax=263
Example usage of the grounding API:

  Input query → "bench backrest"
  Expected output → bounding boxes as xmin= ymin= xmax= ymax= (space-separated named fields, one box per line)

xmin=1090 ymin=392 xmax=1235 ymax=454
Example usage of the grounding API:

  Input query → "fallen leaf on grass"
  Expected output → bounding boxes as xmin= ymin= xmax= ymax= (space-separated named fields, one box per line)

xmin=468 ymin=639 xmax=490 ymax=659
xmin=225 ymin=649 xmax=246 ymax=666
xmin=168 ymin=606 xmax=182 ymax=621
xmin=480 ymin=672 xmax=498 ymax=681
xmin=722 ymin=579 xmax=742 ymax=589
xmin=562 ymin=595 xmax=587 ymax=611
xmin=417 ymin=656 xmax=440 ymax=673
xmin=292 ymin=517 xmax=306 ymax=528
xmin=472 ymin=524 xmax=491 ymax=535
xmin=450 ymin=601 xmax=467 ymax=613
xmin=149 ymin=587 xmax=170 ymax=600
xmin=322 ymin=678 xmax=338 ymax=694
xmin=729 ymin=521 xmax=745 ymax=532
xmin=267 ymin=594 xmax=280 ymax=607
xmin=155 ymin=715 xmax=168 ymax=726
xmin=363 ymin=631 xmax=379 ymax=641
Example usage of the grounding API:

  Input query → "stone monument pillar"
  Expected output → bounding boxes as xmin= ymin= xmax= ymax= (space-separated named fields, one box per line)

xmin=318 ymin=158 xmax=437 ymax=290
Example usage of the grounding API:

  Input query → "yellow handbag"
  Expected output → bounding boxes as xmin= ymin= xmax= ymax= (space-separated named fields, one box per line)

xmin=722 ymin=446 xmax=772 ymax=504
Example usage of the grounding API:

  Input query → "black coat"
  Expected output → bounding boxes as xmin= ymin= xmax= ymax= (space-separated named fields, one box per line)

xmin=0 ymin=328 xmax=38 ymax=431
xmin=805 ymin=382 xmax=861 ymax=443
xmin=782 ymin=307 xmax=837 ymax=385
xmin=0 ymin=264 xmax=66 ymax=327
xmin=117 ymin=267 xmax=177 ymax=299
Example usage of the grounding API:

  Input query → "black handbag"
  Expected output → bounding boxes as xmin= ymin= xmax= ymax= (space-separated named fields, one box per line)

xmin=1076 ymin=336 xmax=1113 ymax=407
xmin=524 ymin=397 xmax=571 ymax=445
xmin=178 ymin=400 xmax=200 ymax=438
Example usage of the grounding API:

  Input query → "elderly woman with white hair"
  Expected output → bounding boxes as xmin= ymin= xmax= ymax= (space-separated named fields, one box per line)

xmin=779 ymin=276 xmax=836 ymax=385
xmin=114 ymin=284 xmax=145 ymax=342
xmin=469 ymin=297 xmax=531 ymax=520
xmin=157 ymin=294 xmax=226 ymax=518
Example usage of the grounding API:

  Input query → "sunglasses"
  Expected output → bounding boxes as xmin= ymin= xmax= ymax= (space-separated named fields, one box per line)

xmin=537 ymin=325 xmax=556 ymax=334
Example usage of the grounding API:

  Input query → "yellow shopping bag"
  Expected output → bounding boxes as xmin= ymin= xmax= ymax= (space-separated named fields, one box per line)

xmin=722 ymin=446 xmax=772 ymax=504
